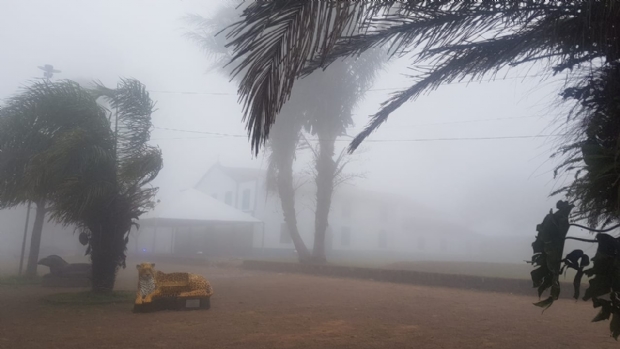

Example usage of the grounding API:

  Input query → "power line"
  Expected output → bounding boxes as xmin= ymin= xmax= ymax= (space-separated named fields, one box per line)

xmin=153 ymin=114 xmax=546 ymax=138
xmin=378 ymin=114 xmax=545 ymax=128
xmin=154 ymin=126 xmax=246 ymax=137
xmin=149 ymin=90 xmax=231 ymax=96
xmin=151 ymin=127 xmax=562 ymax=143
xmin=146 ymin=74 xmax=551 ymax=96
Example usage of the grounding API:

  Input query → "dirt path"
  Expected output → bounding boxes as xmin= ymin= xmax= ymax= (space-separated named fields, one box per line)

xmin=0 ymin=264 xmax=615 ymax=349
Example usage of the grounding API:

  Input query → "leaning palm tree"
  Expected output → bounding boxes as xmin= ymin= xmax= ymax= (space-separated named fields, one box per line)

xmin=224 ymin=1 xmax=619 ymax=220
xmin=187 ymin=2 xmax=314 ymax=262
xmin=188 ymin=2 xmax=385 ymax=262
xmin=0 ymin=79 xmax=162 ymax=292
xmin=0 ymin=81 xmax=107 ymax=277
xmin=223 ymin=0 xmax=620 ymax=336
xmin=225 ymin=1 xmax=618 ymax=151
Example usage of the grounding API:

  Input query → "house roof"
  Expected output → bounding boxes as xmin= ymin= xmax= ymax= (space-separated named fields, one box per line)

xmin=141 ymin=188 xmax=261 ymax=225
xmin=195 ymin=163 xmax=265 ymax=190
xmin=218 ymin=164 xmax=264 ymax=183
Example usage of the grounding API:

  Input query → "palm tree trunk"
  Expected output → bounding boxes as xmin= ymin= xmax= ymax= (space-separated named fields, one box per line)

xmin=90 ymin=223 xmax=123 ymax=293
xmin=276 ymin=152 xmax=311 ymax=262
xmin=25 ymin=200 xmax=46 ymax=277
xmin=90 ymin=249 xmax=118 ymax=293
xmin=312 ymin=136 xmax=336 ymax=264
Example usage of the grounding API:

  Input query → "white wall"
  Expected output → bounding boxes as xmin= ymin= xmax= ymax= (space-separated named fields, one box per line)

xmin=195 ymin=168 xmax=238 ymax=206
xmin=192 ymin=167 xmax=485 ymax=260
xmin=128 ymin=226 xmax=174 ymax=254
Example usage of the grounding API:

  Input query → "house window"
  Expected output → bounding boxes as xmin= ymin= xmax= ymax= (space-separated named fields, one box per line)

xmin=418 ymin=236 xmax=426 ymax=250
xmin=242 ymin=189 xmax=251 ymax=210
xmin=342 ymin=202 xmax=351 ymax=219
xmin=341 ymin=227 xmax=351 ymax=247
xmin=224 ymin=191 xmax=233 ymax=205
xmin=279 ymin=223 xmax=292 ymax=244
xmin=378 ymin=230 xmax=388 ymax=248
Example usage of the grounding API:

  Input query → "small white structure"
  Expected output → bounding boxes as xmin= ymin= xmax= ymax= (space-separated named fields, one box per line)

xmin=129 ymin=188 xmax=261 ymax=257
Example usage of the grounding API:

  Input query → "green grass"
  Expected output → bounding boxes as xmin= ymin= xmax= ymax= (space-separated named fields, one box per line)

xmin=0 ymin=274 xmax=42 ymax=286
xmin=42 ymin=291 xmax=134 ymax=305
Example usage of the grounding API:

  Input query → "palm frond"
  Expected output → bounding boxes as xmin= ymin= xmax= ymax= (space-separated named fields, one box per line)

xmin=226 ymin=1 xmax=365 ymax=154
xmin=118 ymin=146 xmax=163 ymax=188
xmin=92 ymin=79 xmax=156 ymax=163
xmin=227 ymin=0 xmax=619 ymax=153
xmin=0 ymin=80 xmax=110 ymax=207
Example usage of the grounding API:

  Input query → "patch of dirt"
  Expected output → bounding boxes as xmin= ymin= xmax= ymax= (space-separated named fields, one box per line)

xmin=0 ymin=263 xmax=616 ymax=349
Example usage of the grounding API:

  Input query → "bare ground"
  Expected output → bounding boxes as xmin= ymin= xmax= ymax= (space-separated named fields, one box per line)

xmin=0 ymin=260 xmax=616 ymax=349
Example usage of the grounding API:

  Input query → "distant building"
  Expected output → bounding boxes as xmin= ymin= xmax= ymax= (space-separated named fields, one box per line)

xmin=187 ymin=162 xmax=484 ymax=260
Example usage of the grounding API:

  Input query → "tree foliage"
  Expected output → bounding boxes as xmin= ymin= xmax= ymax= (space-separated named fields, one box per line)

xmin=187 ymin=2 xmax=384 ymax=262
xmin=225 ymin=0 xmax=619 ymax=153
xmin=0 ymin=79 xmax=162 ymax=291
xmin=226 ymin=0 xmax=620 ymax=335
xmin=529 ymin=200 xmax=620 ymax=339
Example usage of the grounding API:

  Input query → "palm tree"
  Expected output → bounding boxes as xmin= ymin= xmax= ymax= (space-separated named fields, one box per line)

xmin=0 ymin=81 xmax=106 ymax=277
xmin=0 ymin=79 xmax=162 ymax=292
xmin=298 ymin=51 xmax=385 ymax=262
xmin=186 ymin=2 xmax=313 ymax=262
xmin=222 ymin=0 xmax=620 ymax=334
xmin=187 ymin=2 xmax=384 ymax=263
xmin=224 ymin=0 xmax=620 ymax=228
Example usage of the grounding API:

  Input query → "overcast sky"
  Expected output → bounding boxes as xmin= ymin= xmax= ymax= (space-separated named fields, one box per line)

xmin=0 ymin=0 xmax=573 ymax=237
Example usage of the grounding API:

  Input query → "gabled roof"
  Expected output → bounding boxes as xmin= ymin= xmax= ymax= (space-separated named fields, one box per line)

xmin=141 ymin=188 xmax=261 ymax=225
xmin=218 ymin=165 xmax=264 ymax=183
xmin=195 ymin=163 xmax=265 ymax=188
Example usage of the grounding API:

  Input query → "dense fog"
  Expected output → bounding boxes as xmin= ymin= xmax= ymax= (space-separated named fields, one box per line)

xmin=0 ymin=0 xmax=597 ymax=272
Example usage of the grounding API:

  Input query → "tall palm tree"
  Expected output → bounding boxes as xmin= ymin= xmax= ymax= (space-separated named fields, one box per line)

xmin=0 ymin=79 xmax=162 ymax=292
xmin=299 ymin=50 xmax=385 ymax=262
xmin=0 ymin=81 xmax=106 ymax=277
xmin=223 ymin=0 xmax=620 ymax=334
xmin=187 ymin=2 xmax=384 ymax=262
xmin=224 ymin=0 xmax=620 ymax=228
xmin=187 ymin=3 xmax=320 ymax=262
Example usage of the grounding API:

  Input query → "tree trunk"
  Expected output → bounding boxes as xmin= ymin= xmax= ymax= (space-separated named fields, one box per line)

xmin=90 ymin=247 xmax=118 ymax=293
xmin=276 ymin=154 xmax=312 ymax=262
xmin=312 ymin=137 xmax=336 ymax=264
xmin=90 ymin=221 xmax=125 ymax=293
xmin=25 ymin=200 xmax=46 ymax=277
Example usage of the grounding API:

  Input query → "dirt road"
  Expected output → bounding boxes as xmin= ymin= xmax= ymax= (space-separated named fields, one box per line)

xmin=0 ymin=262 xmax=614 ymax=349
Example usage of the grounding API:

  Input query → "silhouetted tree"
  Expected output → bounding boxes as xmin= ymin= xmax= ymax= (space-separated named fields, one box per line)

xmin=0 ymin=79 xmax=162 ymax=292
xmin=223 ymin=0 xmax=620 ymax=336
xmin=187 ymin=2 xmax=384 ymax=263
xmin=186 ymin=3 xmax=312 ymax=261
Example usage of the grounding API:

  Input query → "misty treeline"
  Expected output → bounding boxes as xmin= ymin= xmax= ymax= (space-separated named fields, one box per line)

xmin=187 ymin=1 xmax=386 ymax=263
xmin=204 ymin=0 xmax=620 ymax=339
xmin=0 ymin=79 xmax=162 ymax=292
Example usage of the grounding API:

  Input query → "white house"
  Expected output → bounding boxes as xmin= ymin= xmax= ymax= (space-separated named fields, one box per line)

xmin=193 ymin=162 xmax=484 ymax=261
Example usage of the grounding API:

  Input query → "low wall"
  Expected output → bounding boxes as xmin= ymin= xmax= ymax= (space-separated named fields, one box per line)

xmin=242 ymin=260 xmax=577 ymax=299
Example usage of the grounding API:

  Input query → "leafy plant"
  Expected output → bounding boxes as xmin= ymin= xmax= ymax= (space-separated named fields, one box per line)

xmin=0 ymin=79 xmax=162 ymax=293
xmin=530 ymin=201 xmax=620 ymax=339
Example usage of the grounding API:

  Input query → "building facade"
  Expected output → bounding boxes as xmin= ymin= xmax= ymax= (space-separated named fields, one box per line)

xmin=194 ymin=163 xmax=484 ymax=260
